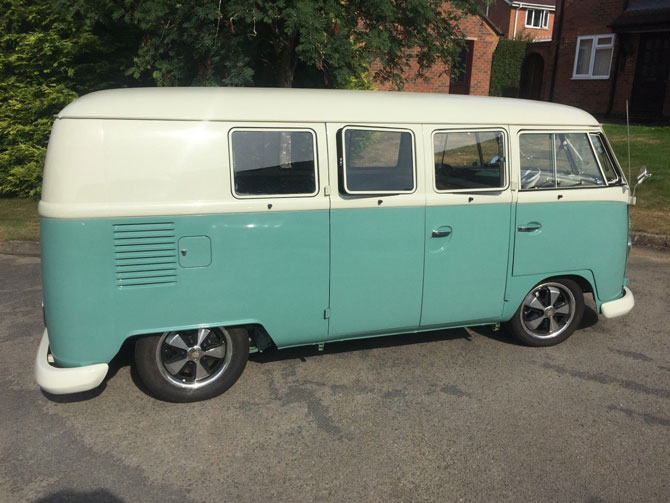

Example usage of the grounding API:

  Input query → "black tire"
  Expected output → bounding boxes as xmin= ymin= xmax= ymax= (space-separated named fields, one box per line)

xmin=505 ymin=278 xmax=584 ymax=347
xmin=135 ymin=326 xmax=249 ymax=402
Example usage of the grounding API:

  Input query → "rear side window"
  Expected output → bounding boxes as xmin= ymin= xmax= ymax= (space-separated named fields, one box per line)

xmin=520 ymin=132 xmax=606 ymax=189
xmin=433 ymin=130 xmax=505 ymax=191
xmin=230 ymin=129 xmax=317 ymax=197
xmin=589 ymin=133 xmax=620 ymax=184
xmin=342 ymin=127 xmax=415 ymax=193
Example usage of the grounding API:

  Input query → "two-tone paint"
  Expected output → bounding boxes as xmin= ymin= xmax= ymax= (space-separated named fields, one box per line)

xmin=36 ymin=88 xmax=633 ymax=392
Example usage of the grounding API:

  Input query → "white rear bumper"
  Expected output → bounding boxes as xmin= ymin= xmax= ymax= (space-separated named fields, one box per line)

xmin=35 ymin=329 xmax=108 ymax=394
xmin=601 ymin=286 xmax=635 ymax=319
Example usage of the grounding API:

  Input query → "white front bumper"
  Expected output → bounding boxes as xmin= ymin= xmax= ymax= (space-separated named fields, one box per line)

xmin=35 ymin=329 xmax=108 ymax=394
xmin=601 ymin=286 xmax=635 ymax=319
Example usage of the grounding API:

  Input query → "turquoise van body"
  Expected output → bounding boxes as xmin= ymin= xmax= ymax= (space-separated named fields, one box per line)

xmin=35 ymin=88 xmax=634 ymax=396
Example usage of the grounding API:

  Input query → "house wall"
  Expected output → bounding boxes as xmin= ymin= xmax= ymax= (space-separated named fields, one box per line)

xmin=548 ymin=0 xmax=627 ymax=115
xmin=485 ymin=1 xmax=554 ymax=40
xmin=486 ymin=0 xmax=513 ymax=36
xmin=372 ymin=14 xmax=499 ymax=96
xmin=610 ymin=33 xmax=640 ymax=116
xmin=513 ymin=7 xmax=554 ymax=41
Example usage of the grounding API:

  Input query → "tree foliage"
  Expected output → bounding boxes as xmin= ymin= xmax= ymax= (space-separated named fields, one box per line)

xmin=0 ymin=0 xmax=142 ymax=197
xmin=2 ymin=0 xmax=485 ymax=197
xmin=75 ymin=0 xmax=482 ymax=88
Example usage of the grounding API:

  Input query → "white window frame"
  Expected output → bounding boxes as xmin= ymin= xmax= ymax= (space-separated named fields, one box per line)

xmin=572 ymin=34 xmax=615 ymax=80
xmin=431 ymin=128 xmax=509 ymax=193
xmin=518 ymin=130 xmax=610 ymax=191
xmin=525 ymin=9 xmax=549 ymax=29
xmin=341 ymin=126 xmax=416 ymax=195
xmin=588 ymin=132 xmax=622 ymax=185
xmin=229 ymin=127 xmax=320 ymax=199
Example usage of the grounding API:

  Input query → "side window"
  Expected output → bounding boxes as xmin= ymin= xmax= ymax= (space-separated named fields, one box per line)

xmin=342 ymin=128 xmax=415 ymax=193
xmin=520 ymin=132 xmax=606 ymax=190
xmin=230 ymin=129 xmax=317 ymax=197
xmin=589 ymin=133 xmax=620 ymax=184
xmin=520 ymin=134 xmax=554 ymax=189
xmin=433 ymin=130 xmax=505 ymax=191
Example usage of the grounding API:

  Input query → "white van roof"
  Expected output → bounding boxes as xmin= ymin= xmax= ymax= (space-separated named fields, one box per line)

xmin=58 ymin=87 xmax=599 ymax=126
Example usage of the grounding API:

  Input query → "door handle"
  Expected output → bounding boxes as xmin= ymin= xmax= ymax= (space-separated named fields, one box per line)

xmin=518 ymin=222 xmax=542 ymax=232
xmin=432 ymin=229 xmax=452 ymax=238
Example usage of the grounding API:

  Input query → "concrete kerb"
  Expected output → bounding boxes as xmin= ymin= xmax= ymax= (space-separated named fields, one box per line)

xmin=631 ymin=232 xmax=670 ymax=252
xmin=1 ymin=232 xmax=668 ymax=257
xmin=0 ymin=241 xmax=40 ymax=257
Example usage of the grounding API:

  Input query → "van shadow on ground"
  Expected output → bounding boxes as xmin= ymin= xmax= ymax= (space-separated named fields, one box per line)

xmin=42 ymin=305 xmax=598 ymax=402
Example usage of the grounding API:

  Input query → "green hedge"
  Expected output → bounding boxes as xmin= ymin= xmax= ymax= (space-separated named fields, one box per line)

xmin=489 ymin=39 xmax=528 ymax=98
xmin=0 ymin=1 xmax=141 ymax=197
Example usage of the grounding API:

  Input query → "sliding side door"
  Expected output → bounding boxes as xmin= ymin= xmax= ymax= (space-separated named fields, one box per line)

xmin=326 ymin=124 xmax=426 ymax=340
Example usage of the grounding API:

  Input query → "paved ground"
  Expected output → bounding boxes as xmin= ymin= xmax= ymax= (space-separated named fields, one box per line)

xmin=0 ymin=248 xmax=668 ymax=503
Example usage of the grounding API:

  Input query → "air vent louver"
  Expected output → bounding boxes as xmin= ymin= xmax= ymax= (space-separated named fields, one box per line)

xmin=113 ymin=222 xmax=177 ymax=288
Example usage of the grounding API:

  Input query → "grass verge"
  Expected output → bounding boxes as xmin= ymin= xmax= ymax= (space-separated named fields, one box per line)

xmin=0 ymin=198 xmax=40 ymax=242
xmin=603 ymin=124 xmax=670 ymax=235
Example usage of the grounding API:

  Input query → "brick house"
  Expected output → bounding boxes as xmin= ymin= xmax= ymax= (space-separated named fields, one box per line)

xmin=537 ymin=0 xmax=670 ymax=119
xmin=485 ymin=0 xmax=556 ymax=41
xmin=372 ymin=10 xmax=502 ymax=95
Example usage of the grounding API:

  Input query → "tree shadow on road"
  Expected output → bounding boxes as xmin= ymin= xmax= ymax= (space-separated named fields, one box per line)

xmin=36 ymin=489 xmax=124 ymax=503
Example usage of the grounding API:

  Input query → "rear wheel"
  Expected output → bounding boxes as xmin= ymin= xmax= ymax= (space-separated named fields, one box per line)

xmin=506 ymin=279 xmax=584 ymax=347
xmin=135 ymin=326 xmax=249 ymax=402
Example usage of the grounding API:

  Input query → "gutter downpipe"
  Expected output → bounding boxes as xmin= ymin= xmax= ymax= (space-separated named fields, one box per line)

xmin=607 ymin=33 xmax=622 ymax=116
xmin=549 ymin=0 xmax=567 ymax=101
xmin=513 ymin=6 xmax=519 ymax=39
xmin=607 ymin=1 xmax=629 ymax=115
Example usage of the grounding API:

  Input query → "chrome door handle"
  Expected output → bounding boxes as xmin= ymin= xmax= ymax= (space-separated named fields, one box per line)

xmin=432 ymin=229 xmax=452 ymax=238
xmin=518 ymin=223 xmax=542 ymax=232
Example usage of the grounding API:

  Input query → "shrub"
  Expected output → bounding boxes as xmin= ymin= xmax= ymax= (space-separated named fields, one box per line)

xmin=489 ymin=39 xmax=528 ymax=98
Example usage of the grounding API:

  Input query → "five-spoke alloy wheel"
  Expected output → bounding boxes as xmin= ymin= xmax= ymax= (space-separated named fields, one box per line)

xmin=135 ymin=326 xmax=249 ymax=402
xmin=507 ymin=278 xmax=584 ymax=347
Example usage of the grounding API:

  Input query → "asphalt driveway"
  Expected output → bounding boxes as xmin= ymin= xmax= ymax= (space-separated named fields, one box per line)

xmin=0 ymin=247 xmax=668 ymax=502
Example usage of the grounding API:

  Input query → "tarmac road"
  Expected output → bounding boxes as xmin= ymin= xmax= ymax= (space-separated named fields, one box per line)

xmin=0 ymin=247 xmax=668 ymax=503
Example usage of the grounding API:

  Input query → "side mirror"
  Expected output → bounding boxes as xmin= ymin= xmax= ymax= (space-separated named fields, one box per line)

xmin=631 ymin=165 xmax=652 ymax=204
xmin=636 ymin=165 xmax=652 ymax=186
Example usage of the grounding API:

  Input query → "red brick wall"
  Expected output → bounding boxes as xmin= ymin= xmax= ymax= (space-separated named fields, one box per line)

xmin=485 ymin=0 xmax=512 ymax=37
xmin=514 ymin=7 xmax=554 ymax=41
xmin=372 ymin=13 xmax=499 ymax=96
xmin=547 ymin=0 xmax=628 ymax=115
xmin=485 ymin=1 xmax=555 ymax=41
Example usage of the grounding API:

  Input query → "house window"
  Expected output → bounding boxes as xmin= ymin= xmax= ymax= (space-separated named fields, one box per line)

xmin=525 ymin=9 xmax=549 ymax=29
xmin=573 ymin=35 xmax=615 ymax=79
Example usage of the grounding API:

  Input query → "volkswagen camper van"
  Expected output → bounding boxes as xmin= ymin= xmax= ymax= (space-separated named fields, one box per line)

xmin=35 ymin=88 xmax=635 ymax=402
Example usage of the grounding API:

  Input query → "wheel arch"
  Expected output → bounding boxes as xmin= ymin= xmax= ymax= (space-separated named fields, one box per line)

xmin=128 ymin=321 xmax=277 ymax=354
xmin=544 ymin=273 xmax=594 ymax=294
xmin=503 ymin=270 xmax=596 ymax=321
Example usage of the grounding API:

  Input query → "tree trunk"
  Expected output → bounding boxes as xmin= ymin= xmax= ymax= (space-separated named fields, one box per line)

xmin=274 ymin=35 xmax=297 ymax=88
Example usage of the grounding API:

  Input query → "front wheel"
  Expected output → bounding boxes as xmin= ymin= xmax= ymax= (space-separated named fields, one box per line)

xmin=135 ymin=326 xmax=249 ymax=402
xmin=506 ymin=279 xmax=584 ymax=347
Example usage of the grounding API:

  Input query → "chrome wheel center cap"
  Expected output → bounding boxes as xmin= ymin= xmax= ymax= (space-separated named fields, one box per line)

xmin=188 ymin=347 xmax=203 ymax=361
xmin=545 ymin=307 xmax=555 ymax=318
